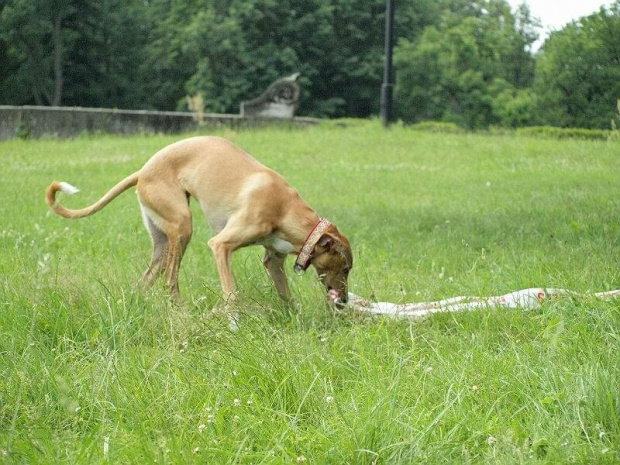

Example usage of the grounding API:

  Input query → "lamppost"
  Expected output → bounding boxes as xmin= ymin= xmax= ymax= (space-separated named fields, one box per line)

xmin=380 ymin=0 xmax=395 ymax=127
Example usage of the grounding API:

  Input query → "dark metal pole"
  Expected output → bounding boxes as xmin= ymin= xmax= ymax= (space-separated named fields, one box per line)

xmin=381 ymin=0 xmax=395 ymax=127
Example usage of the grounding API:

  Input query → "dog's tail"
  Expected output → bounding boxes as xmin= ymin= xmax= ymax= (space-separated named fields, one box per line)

xmin=45 ymin=171 xmax=140 ymax=219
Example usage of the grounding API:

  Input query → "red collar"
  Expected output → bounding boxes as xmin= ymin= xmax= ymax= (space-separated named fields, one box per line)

xmin=294 ymin=218 xmax=332 ymax=272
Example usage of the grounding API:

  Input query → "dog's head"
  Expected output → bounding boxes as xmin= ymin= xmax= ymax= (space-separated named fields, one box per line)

xmin=310 ymin=225 xmax=352 ymax=309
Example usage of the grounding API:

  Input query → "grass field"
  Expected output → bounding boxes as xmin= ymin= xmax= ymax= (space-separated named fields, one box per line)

xmin=1 ymin=122 xmax=619 ymax=463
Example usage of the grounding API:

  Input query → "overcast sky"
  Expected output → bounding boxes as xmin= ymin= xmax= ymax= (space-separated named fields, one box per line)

xmin=505 ymin=0 xmax=615 ymax=49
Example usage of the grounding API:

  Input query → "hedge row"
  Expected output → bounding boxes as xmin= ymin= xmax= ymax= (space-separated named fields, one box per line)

xmin=408 ymin=121 xmax=618 ymax=141
xmin=514 ymin=126 xmax=613 ymax=141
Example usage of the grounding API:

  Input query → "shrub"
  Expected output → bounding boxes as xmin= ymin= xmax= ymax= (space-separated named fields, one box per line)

xmin=15 ymin=120 xmax=29 ymax=139
xmin=515 ymin=126 xmax=612 ymax=141
xmin=409 ymin=121 xmax=464 ymax=134
xmin=320 ymin=118 xmax=374 ymax=129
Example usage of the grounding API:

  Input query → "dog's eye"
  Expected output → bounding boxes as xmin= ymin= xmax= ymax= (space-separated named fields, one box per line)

xmin=343 ymin=267 xmax=350 ymax=275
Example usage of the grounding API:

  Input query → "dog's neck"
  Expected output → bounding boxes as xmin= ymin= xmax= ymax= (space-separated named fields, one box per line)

xmin=280 ymin=207 xmax=322 ymax=253
xmin=294 ymin=217 xmax=332 ymax=271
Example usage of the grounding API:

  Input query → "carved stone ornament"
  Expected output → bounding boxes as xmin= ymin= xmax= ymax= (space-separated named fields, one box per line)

xmin=240 ymin=72 xmax=300 ymax=118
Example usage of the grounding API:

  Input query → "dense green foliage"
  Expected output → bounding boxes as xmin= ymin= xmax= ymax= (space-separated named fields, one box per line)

xmin=394 ymin=1 xmax=538 ymax=129
xmin=0 ymin=0 xmax=619 ymax=128
xmin=533 ymin=3 xmax=620 ymax=129
xmin=1 ymin=125 xmax=619 ymax=461
xmin=0 ymin=0 xmax=437 ymax=117
xmin=514 ymin=126 xmax=614 ymax=141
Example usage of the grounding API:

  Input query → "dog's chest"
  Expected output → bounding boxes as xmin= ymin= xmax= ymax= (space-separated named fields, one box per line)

xmin=258 ymin=235 xmax=296 ymax=254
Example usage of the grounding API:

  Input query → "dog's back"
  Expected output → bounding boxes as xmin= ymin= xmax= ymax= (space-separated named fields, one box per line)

xmin=138 ymin=136 xmax=292 ymax=233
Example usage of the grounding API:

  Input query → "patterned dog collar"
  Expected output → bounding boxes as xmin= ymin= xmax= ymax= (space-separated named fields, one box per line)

xmin=294 ymin=218 xmax=332 ymax=272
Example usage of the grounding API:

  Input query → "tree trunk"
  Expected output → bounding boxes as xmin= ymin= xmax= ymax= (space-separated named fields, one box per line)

xmin=52 ymin=14 xmax=63 ymax=106
xmin=31 ymin=82 xmax=44 ymax=106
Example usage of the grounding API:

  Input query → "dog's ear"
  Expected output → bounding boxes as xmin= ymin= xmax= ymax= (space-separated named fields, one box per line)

xmin=315 ymin=234 xmax=334 ymax=253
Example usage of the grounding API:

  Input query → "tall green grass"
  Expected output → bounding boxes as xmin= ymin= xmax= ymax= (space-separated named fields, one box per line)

xmin=1 ymin=122 xmax=619 ymax=463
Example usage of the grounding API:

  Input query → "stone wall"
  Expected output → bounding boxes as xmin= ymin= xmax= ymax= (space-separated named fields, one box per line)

xmin=0 ymin=106 xmax=320 ymax=140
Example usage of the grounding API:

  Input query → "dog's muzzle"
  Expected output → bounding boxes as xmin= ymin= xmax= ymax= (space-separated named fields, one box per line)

xmin=328 ymin=289 xmax=347 ymax=309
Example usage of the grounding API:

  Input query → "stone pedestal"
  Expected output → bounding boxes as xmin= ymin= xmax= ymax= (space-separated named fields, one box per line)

xmin=240 ymin=73 xmax=300 ymax=118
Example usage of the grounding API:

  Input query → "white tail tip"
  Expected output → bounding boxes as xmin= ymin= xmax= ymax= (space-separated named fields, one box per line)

xmin=59 ymin=182 xmax=79 ymax=195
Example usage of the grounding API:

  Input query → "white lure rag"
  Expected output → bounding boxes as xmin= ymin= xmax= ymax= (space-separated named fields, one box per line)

xmin=347 ymin=288 xmax=620 ymax=319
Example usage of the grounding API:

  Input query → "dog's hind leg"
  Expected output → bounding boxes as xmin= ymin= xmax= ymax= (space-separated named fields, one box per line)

xmin=161 ymin=213 xmax=192 ymax=300
xmin=138 ymin=188 xmax=193 ymax=301
xmin=139 ymin=206 xmax=168 ymax=289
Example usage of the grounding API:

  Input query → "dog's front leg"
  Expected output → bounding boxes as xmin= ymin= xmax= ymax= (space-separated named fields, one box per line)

xmin=207 ymin=237 xmax=237 ymax=303
xmin=263 ymin=249 xmax=291 ymax=302
xmin=207 ymin=235 xmax=240 ymax=331
xmin=208 ymin=217 xmax=272 ymax=305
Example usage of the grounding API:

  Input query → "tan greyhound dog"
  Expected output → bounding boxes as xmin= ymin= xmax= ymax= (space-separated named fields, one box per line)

xmin=45 ymin=136 xmax=352 ymax=307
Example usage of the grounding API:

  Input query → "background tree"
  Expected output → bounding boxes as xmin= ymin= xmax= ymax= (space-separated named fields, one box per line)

xmin=181 ymin=0 xmax=439 ymax=117
xmin=137 ymin=0 xmax=203 ymax=111
xmin=0 ymin=24 xmax=29 ymax=104
xmin=0 ymin=0 xmax=617 ymax=128
xmin=62 ymin=0 xmax=148 ymax=109
xmin=393 ymin=0 xmax=539 ymax=128
xmin=0 ymin=0 xmax=76 ymax=106
xmin=533 ymin=1 xmax=620 ymax=129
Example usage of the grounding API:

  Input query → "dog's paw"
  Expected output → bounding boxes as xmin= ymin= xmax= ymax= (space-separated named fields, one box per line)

xmin=227 ymin=314 xmax=240 ymax=332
